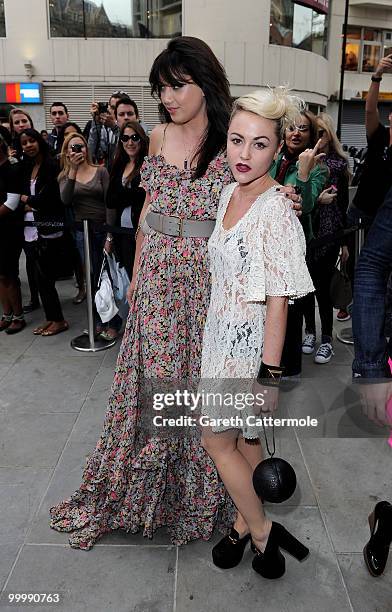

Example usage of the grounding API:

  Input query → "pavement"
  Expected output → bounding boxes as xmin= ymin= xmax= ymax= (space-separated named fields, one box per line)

xmin=0 ymin=272 xmax=391 ymax=612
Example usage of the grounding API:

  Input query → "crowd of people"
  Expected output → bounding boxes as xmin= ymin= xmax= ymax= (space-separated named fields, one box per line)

xmin=0 ymin=37 xmax=391 ymax=582
xmin=0 ymin=92 xmax=148 ymax=339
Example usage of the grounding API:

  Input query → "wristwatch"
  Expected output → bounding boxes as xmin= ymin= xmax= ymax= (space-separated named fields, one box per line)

xmin=371 ymin=75 xmax=382 ymax=82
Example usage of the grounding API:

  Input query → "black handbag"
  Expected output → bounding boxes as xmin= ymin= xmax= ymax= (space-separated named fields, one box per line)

xmin=252 ymin=417 xmax=297 ymax=503
xmin=330 ymin=258 xmax=352 ymax=310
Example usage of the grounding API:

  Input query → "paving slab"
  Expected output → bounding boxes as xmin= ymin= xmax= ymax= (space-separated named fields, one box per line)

xmin=0 ymin=544 xmax=176 ymax=612
xmin=0 ymin=411 xmax=77 ymax=468
xmin=0 ymin=544 xmax=21 ymax=591
xmin=338 ymin=553 xmax=392 ymax=612
xmin=0 ymin=468 xmax=51 ymax=545
xmin=176 ymin=506 xmax=352 ymax=612
xmin=0 ymin=354 xmax=102 ymax=415
xmin=298 ymin=438 xmax=391 ymax=553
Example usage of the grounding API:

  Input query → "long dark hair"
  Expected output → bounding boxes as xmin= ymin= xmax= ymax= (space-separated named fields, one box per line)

xmin=111 ymin=121 xmax=149 ymax=185
xmin=149 ymin=36 xmax=232 ymax=179
xmin=19 ymin=128 xmax=57 ymax=181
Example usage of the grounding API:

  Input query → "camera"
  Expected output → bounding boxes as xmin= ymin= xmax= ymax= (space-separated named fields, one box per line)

xmin=97 ymin=102 xmax=108 ymax=114
xmin=71 ymin=143 xmax=83 ymax=153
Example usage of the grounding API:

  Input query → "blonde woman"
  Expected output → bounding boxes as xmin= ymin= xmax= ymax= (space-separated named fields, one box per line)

xmin=58 ymin=133 xmax=122 ymax=338
xmin=302 ymin=112 xmax=350 ymax=362
xmin=200 ymin=88 xmax=314 ymax=579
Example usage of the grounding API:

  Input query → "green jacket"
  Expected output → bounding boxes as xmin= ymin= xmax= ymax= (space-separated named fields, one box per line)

xmin=270 ymin=153 xmax=329 ymax=242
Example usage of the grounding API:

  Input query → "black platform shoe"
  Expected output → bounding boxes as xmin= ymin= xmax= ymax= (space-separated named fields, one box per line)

xmin=364 ymin=501 xmax=392 ymax=577
xmin=212 ymin=527 xmax=251 ymax=569
xmin=252 ymin=522 xmax=309 ymax=579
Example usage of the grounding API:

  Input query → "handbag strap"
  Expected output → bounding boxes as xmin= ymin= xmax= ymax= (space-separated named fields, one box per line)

xmin=261 ymin=414 xmax=276 ymax=458
xmin=96 ymin=250 xmax=107 ymax=289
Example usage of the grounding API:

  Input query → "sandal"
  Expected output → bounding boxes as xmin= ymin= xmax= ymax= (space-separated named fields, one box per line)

xmin=0 ymin=313 xmax=13 ymax=331
xmin=100 ymin=329 xmax=118 ymax=342
xmin=33 ymin=322 xmax=53 ymax=335
xmin=5 ymin=316 xmax=26 ymax=335
xmin=41 ymin=321 xmax=69 ymax=336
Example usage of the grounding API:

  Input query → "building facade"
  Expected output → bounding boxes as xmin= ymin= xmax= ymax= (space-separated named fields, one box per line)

xmin=328 ymin=0 xmax=392 ymax=148
xmin=0 ymin=0 xmax=334 ymax=132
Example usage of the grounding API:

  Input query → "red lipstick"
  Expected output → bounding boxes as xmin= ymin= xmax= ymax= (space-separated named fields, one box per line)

xmin=236 ymin=163 xmax=251 ymax=173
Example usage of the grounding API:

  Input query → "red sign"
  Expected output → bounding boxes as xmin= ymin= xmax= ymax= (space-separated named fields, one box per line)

xmin=295 ymin=0 xmax=329 ymax=14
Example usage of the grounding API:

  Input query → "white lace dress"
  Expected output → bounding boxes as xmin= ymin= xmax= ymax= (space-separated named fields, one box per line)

xmin=200 ymin=183 xmax=314 ymax=438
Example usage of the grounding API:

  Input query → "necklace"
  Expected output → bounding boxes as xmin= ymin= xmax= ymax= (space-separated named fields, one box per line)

xmin=182 ymin=133 xmax=199 ymax=170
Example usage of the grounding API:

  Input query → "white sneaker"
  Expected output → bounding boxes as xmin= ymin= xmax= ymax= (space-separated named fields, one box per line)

xmin=314 ymin=342 xmax=334 ymax=364
xmin=302 ymin=333 xmax=316 ymax=354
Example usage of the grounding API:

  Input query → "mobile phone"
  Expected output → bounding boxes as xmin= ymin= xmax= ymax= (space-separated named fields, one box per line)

xmin=71 ymin=143 xmax=83 ymax=153
xmin=97 ymin=102 xmax=108 ymax=114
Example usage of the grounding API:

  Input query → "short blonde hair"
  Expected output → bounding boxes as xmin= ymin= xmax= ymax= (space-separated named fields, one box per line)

xmin=231 ymin=86 xmax=305 ymax=140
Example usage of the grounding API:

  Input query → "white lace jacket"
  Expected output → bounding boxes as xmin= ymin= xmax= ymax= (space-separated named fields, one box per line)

xmin=200 ymin=183 xmax=314 ymax=380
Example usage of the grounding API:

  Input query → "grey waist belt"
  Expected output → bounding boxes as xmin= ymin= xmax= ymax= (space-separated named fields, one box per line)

xmin=145 ymin=212 xmax=215 ymax=238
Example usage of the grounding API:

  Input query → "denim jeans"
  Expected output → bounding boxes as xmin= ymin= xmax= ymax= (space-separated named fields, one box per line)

xmin=352 ymin=187 xmax=392 ymax=377
xmin=75 ymin=226 xmax=122 ymax=331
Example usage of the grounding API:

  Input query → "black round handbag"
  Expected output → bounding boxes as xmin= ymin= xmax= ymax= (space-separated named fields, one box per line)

xmin=252 ymin=418 xmax=297 ymax=503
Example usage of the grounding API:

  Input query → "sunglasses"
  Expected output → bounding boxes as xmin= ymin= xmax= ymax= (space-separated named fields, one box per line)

xmin=287 ymin=124 xmax=310 ymax=133
xmin=120 ymin=133 xmax=141 ymax=143
xmin=318 ymin=128 xmax=326 ymax=138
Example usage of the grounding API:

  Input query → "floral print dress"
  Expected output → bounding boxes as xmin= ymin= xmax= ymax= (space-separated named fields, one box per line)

xmin=49 ymin=153 xmax=235 ymax=549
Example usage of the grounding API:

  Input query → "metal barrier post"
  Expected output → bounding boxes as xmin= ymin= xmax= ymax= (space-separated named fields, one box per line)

xmin=71 ymin=219 xmax=116 ymax=352
xmin=337 ymin=218 xmax=365 ymax=345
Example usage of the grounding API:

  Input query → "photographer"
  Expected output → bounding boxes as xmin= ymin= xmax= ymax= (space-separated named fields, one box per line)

xmin=349 ymin=53 xmax=392 ymax=228
xmin=87 ymin=91 xmax=127 ymax=169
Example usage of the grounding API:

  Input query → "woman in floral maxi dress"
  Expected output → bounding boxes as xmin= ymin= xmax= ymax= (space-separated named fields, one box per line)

xmin=49 ymin=37 xmax=236 ymax=549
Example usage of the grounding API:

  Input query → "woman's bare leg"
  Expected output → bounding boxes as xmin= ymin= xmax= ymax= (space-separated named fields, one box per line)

xmin=202 ymin=429 xmax=271 ymax=551
xmin=234 ymin=435 xmax=264 ymax=535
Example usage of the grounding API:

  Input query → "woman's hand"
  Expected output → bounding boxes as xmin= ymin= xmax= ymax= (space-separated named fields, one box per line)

xmin=374 ymin=54 xmax=392 ymax=78
xmin=68 ymin=151 xmax=84 ymax=171
xmin=278 ymin=185 xmax=302 ymax=217
xmin=252 ymin=379 xmax=279 ymax=415
xmin=298 ymin=139 xmax=326 ymax=181
xmin=359 ymin=381 xmax=392 ymax=427
xmin=340 ymin=245 xmax=349 ymax=263
xmin=318 ymin=187 xmax=337 ymax=205
xmin=104 ymin=237 xmax=113 ymax=254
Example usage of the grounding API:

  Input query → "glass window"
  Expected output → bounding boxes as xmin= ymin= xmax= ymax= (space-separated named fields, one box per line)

xmin=293 ymin=4 xmax=313 ymax=52
xmin=84 ymin=0 xmax=132 ymax=38
xmin=0 ymin=0 xmax=5 ymax=37
xmin=311 ymin=11 xmax=327 ymax=57
xmin=148 ymin=0 xmax=182 ymax=38
xmin=344 ymin=42 xmax=360 ymax=71
xmin=347 ymin=26 xmax=361 ymax=40
xmin=269 ymin=1 xmax=327 ymax=58
xmin=49 ymin=0 xmax=181 ymax=38
xmin=364 ymin=29 xmax=381 ymax=42
xmin=362 ymin=44 xmax=381 ymax=72
xmin=49 ymin=1 xmax=85 ymax=37
xmin=269 ymin=0 xmax=293 ymax=48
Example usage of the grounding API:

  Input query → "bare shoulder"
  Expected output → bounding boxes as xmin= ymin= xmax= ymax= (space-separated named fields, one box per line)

xmin=149 ymin=123 xmax=168 ymax=156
